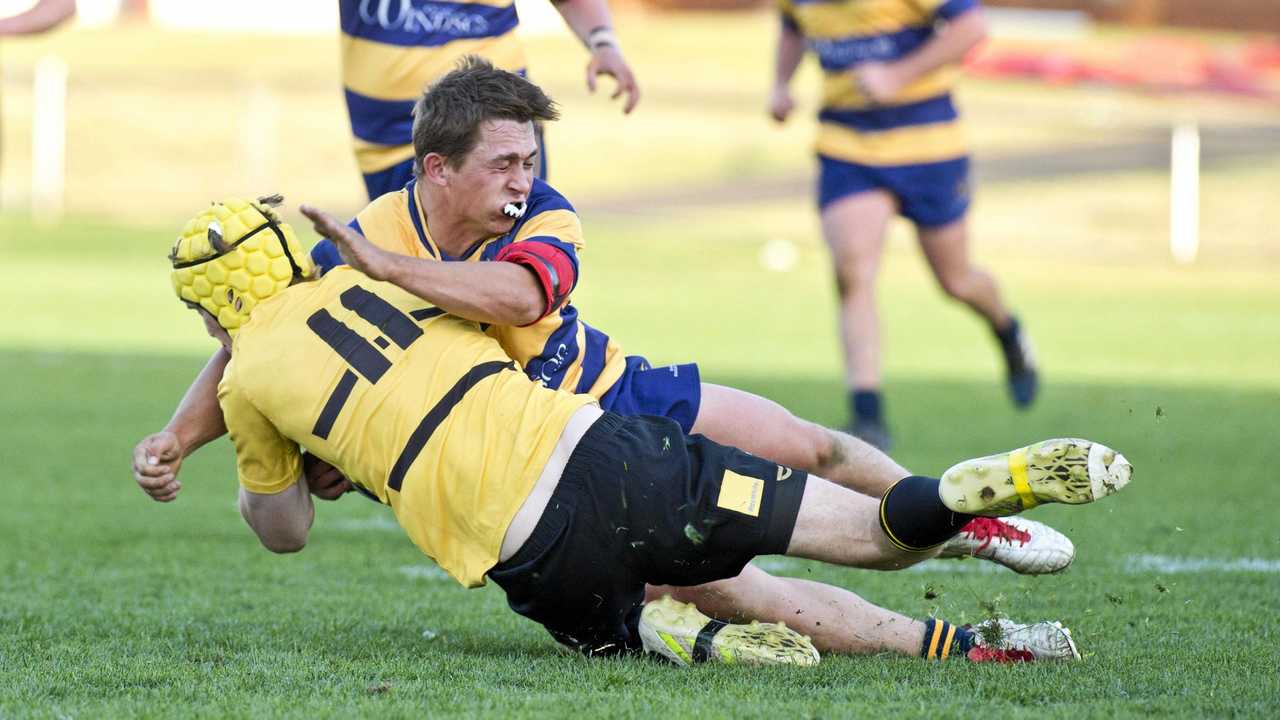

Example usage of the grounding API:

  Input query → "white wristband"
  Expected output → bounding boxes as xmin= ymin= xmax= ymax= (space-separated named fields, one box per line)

xmin=587 ymin=26 xmax=617 ymax=51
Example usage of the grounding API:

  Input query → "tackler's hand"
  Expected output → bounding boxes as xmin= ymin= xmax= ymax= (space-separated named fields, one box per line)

xmin=133 ymin=431 xmax=184 ymax=503
xmin=299 ymin=203 xmax=396 ymax=282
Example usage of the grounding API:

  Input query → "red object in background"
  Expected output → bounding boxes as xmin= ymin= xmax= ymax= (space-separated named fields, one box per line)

xmin=1242 ymin=38 xmax=1280 ymax=71
xmin=967 ymin=35 xmax=1277 ymax=98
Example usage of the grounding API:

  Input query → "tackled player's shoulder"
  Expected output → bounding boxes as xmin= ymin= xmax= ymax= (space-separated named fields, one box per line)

xmin=357 ymin=186 xmax=412 ymax=223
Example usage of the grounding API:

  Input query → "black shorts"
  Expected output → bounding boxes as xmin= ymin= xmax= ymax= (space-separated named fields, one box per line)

xmin=487 ymin=412 xmax=808 ymax=655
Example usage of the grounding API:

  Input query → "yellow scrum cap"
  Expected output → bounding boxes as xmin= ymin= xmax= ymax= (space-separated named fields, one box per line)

xmin=168 ymin=195 xmax=314 ymax=336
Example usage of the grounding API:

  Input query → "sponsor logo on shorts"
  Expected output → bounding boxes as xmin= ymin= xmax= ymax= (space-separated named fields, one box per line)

xmin=717 ymin=470 xmax=764 ymax=518
xmin=776 ymin=466 xmax=793 ymax=482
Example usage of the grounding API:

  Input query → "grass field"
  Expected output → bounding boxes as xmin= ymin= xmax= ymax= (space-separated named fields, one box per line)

xmin=3 ymin=10 xmax=1280 ymax=720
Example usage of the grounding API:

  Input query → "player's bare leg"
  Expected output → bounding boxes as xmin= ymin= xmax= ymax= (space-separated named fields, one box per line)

xmin=644 ymin=442 xmax=1129 ymax=662
xmin=917 ymin=218 xmax=1008 ymax=325
xmin=692 ymin=383 xmax=906 ymax=498
xmin=821 ymin=189 xmax=895 ymax=449
xmin=691 ymin=384 xmax=1077 ymax=574
xmin=648 ymin=562 xmax=924 ymax=656
xmin=917 ymin=218 xmax=1038 ymax=408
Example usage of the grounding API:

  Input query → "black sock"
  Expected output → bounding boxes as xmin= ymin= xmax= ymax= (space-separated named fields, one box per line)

xmin=993 ymin=315 xmax=1020 ymax=346
xmin=920 ymin=618 xmax=976 ymax=660
xmin=849 ymin=389 xmax=882 ymax=424
xmin=879 ymin=475 xmax=974 ymax=551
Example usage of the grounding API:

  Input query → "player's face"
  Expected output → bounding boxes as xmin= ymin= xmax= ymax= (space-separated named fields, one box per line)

xmin=195 ymin=307 xmax=232 ymax=353
xmin=450 ymin=119 xmax=537 ymax=236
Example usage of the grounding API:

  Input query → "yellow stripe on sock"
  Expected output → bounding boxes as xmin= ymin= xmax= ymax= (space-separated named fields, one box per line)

xmin=878 ymin=482 xmax=912 ymax=551
xmin=1009 ymin=447 xmax=1040 ymax=510
xmin=659 ymin=632 xmax=693 ymax=665
xmin=926 ymin=624 xmax=943 ymax=659
xmin=940 ymin=624 xmax=957 ymax=660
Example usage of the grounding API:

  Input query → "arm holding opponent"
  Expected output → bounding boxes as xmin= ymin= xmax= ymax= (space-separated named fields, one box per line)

xmin=301 ymin=204 xmax=547 ymax=327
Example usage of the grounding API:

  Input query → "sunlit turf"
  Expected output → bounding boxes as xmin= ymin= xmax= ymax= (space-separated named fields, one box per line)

xmin=2 ymin=205 xmax=1279 ymax=717
xmin=2 ymin=10 xmax=1278 ymax=716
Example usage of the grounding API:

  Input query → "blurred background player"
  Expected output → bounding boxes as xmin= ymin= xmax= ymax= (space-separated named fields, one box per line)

xmin=342 ymin=0 xmax=639 ymax=200
xmin=0 ymin=0 xmax=75 ymax=194
xmin=769 ymin=0 xmax=1038 ymax=450
xmin=0 ymin=0 xmax=72 ymax=35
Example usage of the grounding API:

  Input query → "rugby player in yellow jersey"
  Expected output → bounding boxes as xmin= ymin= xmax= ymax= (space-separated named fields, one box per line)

xmin=132 ymin=58 xmax=1083 ymax=656
xmin=341 ymin=0 xmax=639 ymax=198
xmin=769 ymin=0 xmax=1038 ymax=450
xmin=142 ymin=195 xmax=1131 ymax=664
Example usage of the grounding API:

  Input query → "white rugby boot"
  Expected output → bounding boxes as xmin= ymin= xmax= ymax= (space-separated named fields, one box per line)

xmin=940 ymin=438 xmax=1132 ymax=516
xmin=966 ymin=618 xmax=1081 ymax=663
xmin=638 ymin=596 xmax=820 ymax=667
xmin=940 ymin=516 xmax=1075 ymax=574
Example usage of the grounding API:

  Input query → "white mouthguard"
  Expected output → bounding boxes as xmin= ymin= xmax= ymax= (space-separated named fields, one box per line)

xmin=502 ymin=202 xmax=527 ymax=219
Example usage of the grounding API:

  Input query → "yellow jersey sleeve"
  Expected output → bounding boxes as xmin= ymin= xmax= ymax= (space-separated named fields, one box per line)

xmin=219 ymin=360 xmax=303 ymax=495
xmin=512 ymin=207 xmax=584 ymax=255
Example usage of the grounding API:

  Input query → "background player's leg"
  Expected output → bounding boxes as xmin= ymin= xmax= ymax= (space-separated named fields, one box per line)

xmin=692 ymin=383 xmax=907 ymax=497
xmin=647 ymin=563 xmax=924 ymax=656
xmin=916 ymin=218 xmax=1009 ymax=327
xmin=918 ymin=218 xmax=1038 ymax=407
xmin=821 ymin=189 xmax=896 ymax=448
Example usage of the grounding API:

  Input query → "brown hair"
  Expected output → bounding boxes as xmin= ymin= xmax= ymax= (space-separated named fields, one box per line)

xmin=412 ymin=56 xmax=559 ymax=172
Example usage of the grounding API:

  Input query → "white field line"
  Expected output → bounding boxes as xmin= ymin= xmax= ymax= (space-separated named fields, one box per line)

xmin=398 ymin=565 xmax=452 ymax=582
xmin=1124 ymin=554 xmax=1280 ymax=574
xmin=330 ymin=514 xmax=401 ymax=532
xmin=754 ymin=554 xmax=1280 ymax=575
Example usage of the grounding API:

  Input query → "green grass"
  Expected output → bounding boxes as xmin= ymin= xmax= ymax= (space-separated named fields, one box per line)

xmin=2 ymin=204 xmax=1280 ymax=717
xmin=3 ymin=11 xmax=1280 ymax=718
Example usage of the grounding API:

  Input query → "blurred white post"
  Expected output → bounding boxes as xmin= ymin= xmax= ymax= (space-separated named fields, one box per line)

xmin=1170 ymin=122 xmax=1200 ymax=265
xmin=31 ymin=54 xmax=68 ymax=224
xmin=240 ymin=82 xmax=280 ymax=192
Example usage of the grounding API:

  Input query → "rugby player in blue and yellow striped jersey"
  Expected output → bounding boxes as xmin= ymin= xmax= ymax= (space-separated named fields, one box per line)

xmin=771 ymin=0 xmax=1038 ymax=449
xmin=341 ymin=0 xmax=639 ymax=199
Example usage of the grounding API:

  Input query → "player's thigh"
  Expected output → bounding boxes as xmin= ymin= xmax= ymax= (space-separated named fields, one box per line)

xmin=691 ymin=383 xmax=831 ymax=473
xmin=646 ymin=562 xmax=779 ymax=618
xmin=820 ymin=190 xmax=896 ymax=283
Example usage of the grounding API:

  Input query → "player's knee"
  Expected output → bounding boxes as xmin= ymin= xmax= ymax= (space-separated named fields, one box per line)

xmin=833 ymin=264 xmax=875 ymax=300
xmin=809 ymin=426 xmax=844 ymax=475
xmin=937 ymin=271 xmax=975 ymax=302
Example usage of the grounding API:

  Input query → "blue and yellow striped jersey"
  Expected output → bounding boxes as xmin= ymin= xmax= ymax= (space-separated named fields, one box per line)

xmin=311 ymin=178 xmax=629 ymax=400
xmin=220 ymin=268 xmax=595 ymax=587
xmin=340 ymin=0 xmax=528 ymax=177
xmin=779 ymin=0 xmax=979 ymax=166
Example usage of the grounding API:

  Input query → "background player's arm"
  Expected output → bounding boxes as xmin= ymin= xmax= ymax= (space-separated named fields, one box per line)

xmin=239 ymin=478 xmax=314 ymax=553
xmin=769 ymin=16 xmax=806 ymax=123
xmin=0 ymin=0 xmax=75 ymax=35
xmin=854 ymin=5 xmax=987 ymax=104
xmin=552 ymin=0 xmax=640 ymax=114
xmin=300 ymin=204 xmax=545 ymax=327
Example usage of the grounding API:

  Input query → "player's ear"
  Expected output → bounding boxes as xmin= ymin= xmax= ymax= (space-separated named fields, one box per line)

xmin=422 ymin=154 xmax=450 ymax=186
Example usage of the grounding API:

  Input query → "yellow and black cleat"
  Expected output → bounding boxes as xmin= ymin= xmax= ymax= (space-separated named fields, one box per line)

xmin=940 ymin=438 xmax=1132 ymax=516
xmin=638 ymin=596 xmax=820 ymax=667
